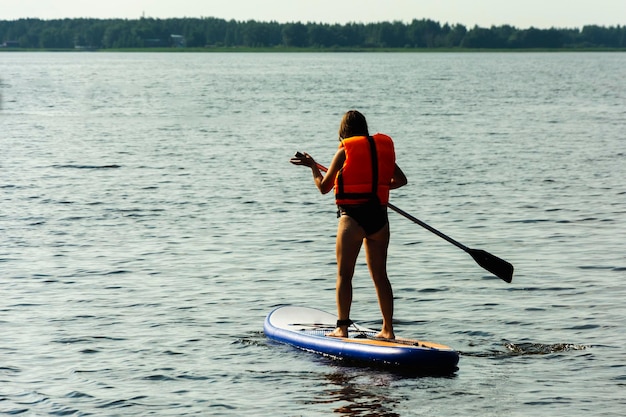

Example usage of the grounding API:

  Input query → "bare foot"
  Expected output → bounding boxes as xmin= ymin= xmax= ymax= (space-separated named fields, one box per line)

xmin=327 ymin=327 xmax=349 ymax=338
xmin=375 ymin=330 xmax=395 ymax=340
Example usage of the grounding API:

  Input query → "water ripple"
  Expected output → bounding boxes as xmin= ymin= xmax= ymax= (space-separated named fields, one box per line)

xmin=1 ymin=51 xmax=624 ymax=417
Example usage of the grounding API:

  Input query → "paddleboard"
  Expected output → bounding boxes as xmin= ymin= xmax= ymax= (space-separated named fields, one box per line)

xmin=264 ymin=305 xmax=459 ymax=374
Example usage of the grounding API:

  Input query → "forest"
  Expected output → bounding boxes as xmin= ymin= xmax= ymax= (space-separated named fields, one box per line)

xmin=1 ymin=17 xmax=625 ymax=50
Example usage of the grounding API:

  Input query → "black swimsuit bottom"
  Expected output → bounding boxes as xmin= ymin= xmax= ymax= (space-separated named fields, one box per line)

xmin=338 ymin=202 xmax=389 ymax=236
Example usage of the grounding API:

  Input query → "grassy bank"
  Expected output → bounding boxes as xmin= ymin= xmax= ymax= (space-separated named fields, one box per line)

xmin=2 ymin=46 xmax=625 ymax=53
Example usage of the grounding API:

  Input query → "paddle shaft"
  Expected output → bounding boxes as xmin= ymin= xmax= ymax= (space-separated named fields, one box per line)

xmin=385 ymin=202 xmax=469 ymax=251
xmin=296 ymin=152 xmax=513 ymax=283
xmin=307 ymin=159 xmax=466 ymax=248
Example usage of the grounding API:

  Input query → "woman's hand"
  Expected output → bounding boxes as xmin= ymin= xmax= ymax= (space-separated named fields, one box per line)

xmin=290 ymin=152 xmax=315 ymax=168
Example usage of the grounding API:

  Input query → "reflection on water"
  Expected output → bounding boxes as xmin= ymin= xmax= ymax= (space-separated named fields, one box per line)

xmin=308 ymin=371 xmax=401 ymax=417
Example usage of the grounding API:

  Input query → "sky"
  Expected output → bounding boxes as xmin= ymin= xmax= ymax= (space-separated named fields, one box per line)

xmin=1 ymin=0 xmax=624 ymax=29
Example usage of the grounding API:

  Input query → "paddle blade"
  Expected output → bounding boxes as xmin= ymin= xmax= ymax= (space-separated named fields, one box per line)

xmin=468 ymin=249 xmax=514 ymax=283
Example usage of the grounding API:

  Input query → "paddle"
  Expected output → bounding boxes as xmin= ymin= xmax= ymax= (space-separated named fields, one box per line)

xmin=294 ymin=152 xmax=514 ymax=283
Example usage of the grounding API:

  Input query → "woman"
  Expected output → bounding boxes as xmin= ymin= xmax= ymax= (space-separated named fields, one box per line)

xmin=290 ymin=110 xmax=407 ymax=339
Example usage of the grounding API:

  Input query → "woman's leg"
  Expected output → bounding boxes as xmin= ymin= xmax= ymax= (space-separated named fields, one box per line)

xmin=364 ymin=223 xmax=395 ymax=339
xmin=328 ymin=215 xmax=365 ymax=337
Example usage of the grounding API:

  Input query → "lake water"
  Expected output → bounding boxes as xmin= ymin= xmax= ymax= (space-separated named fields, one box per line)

xmin=1 ymin=51 xmax=625 ymax=416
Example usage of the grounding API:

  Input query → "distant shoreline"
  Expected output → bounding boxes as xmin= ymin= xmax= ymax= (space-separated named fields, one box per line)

xmin=2 ymin=18 xmax=624 ymax=50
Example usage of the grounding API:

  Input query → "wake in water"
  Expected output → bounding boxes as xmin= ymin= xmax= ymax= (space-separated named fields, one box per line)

xmin=462 ymin=341 xmax=589 ymax=357
xmin=503 ymin=341 xmax=589 ymax=355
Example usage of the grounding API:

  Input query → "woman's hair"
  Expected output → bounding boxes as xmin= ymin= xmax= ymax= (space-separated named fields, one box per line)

xmin=338 ymin=110 xmax=369 ymax=139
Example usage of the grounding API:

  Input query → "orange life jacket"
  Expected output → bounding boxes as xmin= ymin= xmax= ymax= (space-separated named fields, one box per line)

xmin=334 ymin=134 xmax=396 ymax=206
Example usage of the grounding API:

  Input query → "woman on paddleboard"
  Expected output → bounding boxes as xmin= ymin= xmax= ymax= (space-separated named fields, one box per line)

xmin=290 ymin=110 xmax=407 ymax=339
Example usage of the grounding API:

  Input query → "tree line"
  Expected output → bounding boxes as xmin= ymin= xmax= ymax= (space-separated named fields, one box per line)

xmin=1 ymin=17 xmax=625 ymax=50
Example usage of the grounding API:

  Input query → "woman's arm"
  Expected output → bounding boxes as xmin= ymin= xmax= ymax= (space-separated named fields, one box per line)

xmin=390 ymin=163 xmax=408 ymax=189
xmin=290 ymin=148 xmax=345 ymax=194
xmin=316 ymin=149 xmax=345 ymax=194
